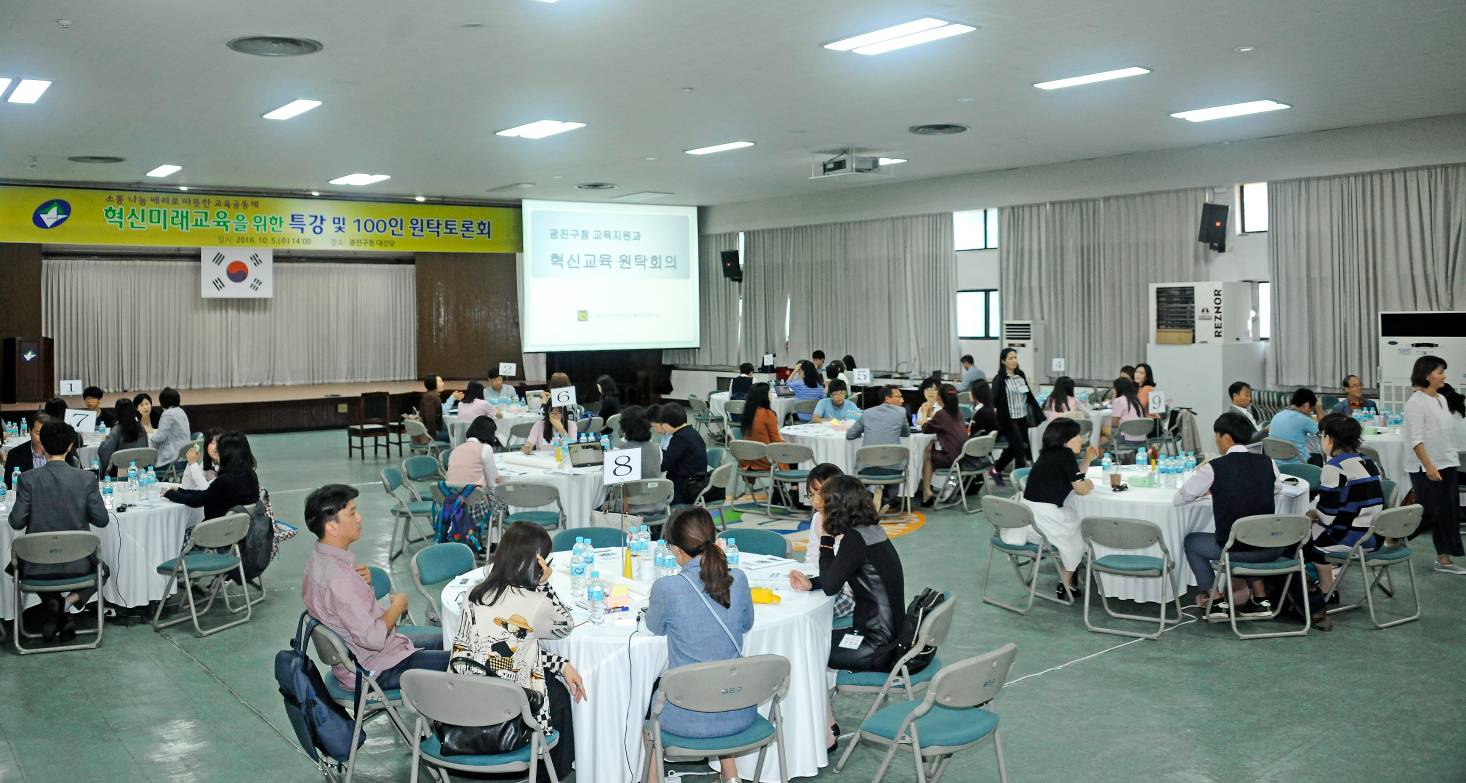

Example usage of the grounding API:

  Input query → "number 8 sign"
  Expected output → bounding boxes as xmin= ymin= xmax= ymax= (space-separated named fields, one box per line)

xmin=550 ymin=386 xmax=577 ymax=408
xmin=603 ymin=447 xmax=641 ymax=486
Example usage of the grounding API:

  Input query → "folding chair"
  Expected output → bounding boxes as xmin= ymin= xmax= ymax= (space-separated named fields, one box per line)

xmin=402 ymin=419 xmax=449 ymax=460
xmin=382 ymin=467 xmax=435 ymax=562
xmin=586 ymin=416 xmax=604 ymax=434
xmin=643 ymin=655 xmax=790 ymax=783
xmin=1209 ymin=514 xmax=1312 ymax=639
xmin=706 ymin=445 xmax=727 ymax=469
xmin=1358 ymin=444 xmax=1387 ymax=478
xmin=618 ymin=478 xmax=675 ymax=527
xmin=766 ymin=442 xmax=814 ymax=517
xmin=856 ymin=444 xmax=912 ymax=516
xmin=410 ymin=542 xmax=476 ymax=625
xmin=1261 ymin=437 xmax=1302 ymax=462
xmin=1080 ymin=517 xmax=1185 ymax=639
xmin=789 ymin=398 xmax=819 ymax=425
xmin=835 ymin=596 xmax=955 ymax=729
xmin=723 ymin=400 xmax=746 ymax=439
xmin=1010 ymin=467 xmax=1032 ymax=496
xmin=505 ymin=421 xmax=536 ymax=450
xmin=717 ymin=528 xmax=789 ymax=558
xmin=109 ymin=447 xmax=158 ymax=477
xmin=401 ymin=670 xmax=558 ymax=783
xmin=688 ymin=395 xmax=723 ymax=443
xmin=837 ymin=643 xmax=1016 ymax=783
xmin=1112 ymin=419 xmax=1153 ymax=464
xmin=1379 ymin=477 xmax=1399 ymax=508
xmin=979 ymin=496 xmax=1073 ymax=614
xmin=1278 ymin=463 xmax=1322 ymax=493
xmin=693 ymin=462 xmax=737 ymax=530
xmin=365 ymin=566 xmax=441 ymax=649
xmin=151 ymin=512 xmax=256 ymax=636
xmin=10 ymin=531 xmax=105 ymax=654
xmin=1322 ymin=504 xmax=1424 ymax=628
xmin=727 ymin=439 xmax=771 ymax=506
xmin=497 ymin=482 xmax=566 ymax=531
xmin=551 ymin=526 xmax=623 ymax=551
xmin=936 ymin=434 xmax=996 ymax=513
xmin=605 ymin=413 xmax=623 ymax=441
xmin=308 ymin=621 xmax=425 ymax=783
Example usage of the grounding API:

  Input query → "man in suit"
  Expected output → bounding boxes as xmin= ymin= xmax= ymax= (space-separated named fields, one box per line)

xmin=4 ymin=413 xmax=79 ymax=487
xmin=10 ymin=421 xmax=110 ymax=642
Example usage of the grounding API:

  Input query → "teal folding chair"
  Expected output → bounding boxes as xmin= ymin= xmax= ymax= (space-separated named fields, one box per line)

xmin=402 ymin=670 xmax=559 ymax=783
xmin=307 ymin=619 xmax=426 ymax=783
xmin=366 ymin=566 xmax=441 ymax=650
xmin=717 ymin=528 xmax=789 ymax=558
xmin=766 ymin=442 xmax=814 ymax=517
xmin=979 ymin=496 xmax=1073 ymax=614
xmin=693 ymin=463 xmax=738 ymax=531
xmin=382 ymin=467 xmax=435 ymax=562
xmin=496 ymin=482 xmax=566 ymax=532
xmin=727 ymin=439 xmax=771 ymax=508
xmin=410 ymin=542 xmax=476 ymax=625
xmin=1278 ymin=462 xmax=1322 ymax=493
xmin=1322 ymin=505 xmax=1424 ymax=629
xmin=401 ymin=455 xmax=445 ymax=499
xmin=1080 ymin=517 xmax=1184 ymax=640
xmin=10 ymin=531 xmax=105 ymax=654
xmin=551 ymin=526 xmax=624 ymax=552
xmin=642 ymin=655 xmax=790 ymax=783
xmin=1209 ymin=514 xmax=1312 ymax=639
xmin=835 ymin=596 xmax=956 ymax=729
xmin=151 ymin=513 xmax=256 ymax=637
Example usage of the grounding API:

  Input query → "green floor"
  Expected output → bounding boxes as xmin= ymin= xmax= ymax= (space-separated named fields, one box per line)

xmin=2 ymin=429 xmax=1463 ymax=782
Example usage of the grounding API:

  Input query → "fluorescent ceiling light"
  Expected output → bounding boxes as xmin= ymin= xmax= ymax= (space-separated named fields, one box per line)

xmin=262 ymin=99 xmax=321 ymax=120
xmin=685 ymin=141 xmax=754 ymax=155
xmin=146 ymin=164 xmax=182 ymax=178
xmin=878 ymin=157 xmax=907 ymax=165
xmin=1170 ymin=99 xmax=1290 ymax=122
xmin=496 ymin=120 xmax=586 ymax=139
xmin=611 ymin=191 xmax=674 ymax=202
xmin=0 ymin=78 xmax=11 ymax=98
xmin=7 ymin=79 xmax=51 ymax=104
xmin=852 ymin=23 xmax=974 ymax=55
xmin=825 ymin=18 xmax=948 ymax=51
xmin=1034 ymin=66 xmax=1150 ymax=90
xmin=328 ymin=173 xmax=391 ymax=186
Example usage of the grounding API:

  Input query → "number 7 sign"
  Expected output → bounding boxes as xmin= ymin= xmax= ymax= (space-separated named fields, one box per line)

xmin=602 ymin=447 xmax=641 ymax=486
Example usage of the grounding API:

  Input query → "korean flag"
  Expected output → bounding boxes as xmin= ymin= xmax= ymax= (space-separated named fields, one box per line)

xmin=201 ymin=247 xmax=273 ymax=299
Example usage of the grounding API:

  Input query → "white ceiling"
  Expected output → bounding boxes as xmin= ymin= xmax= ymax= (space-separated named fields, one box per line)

xmin=2 ymin=0 xmax=1464 ymax=208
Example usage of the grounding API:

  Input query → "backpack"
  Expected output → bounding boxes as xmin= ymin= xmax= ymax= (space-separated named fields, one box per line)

xmin=275 ymin=612 xmax=362 ymax=764
xmin=434 ymin=481 xmax=486 ymax=554
xmin=892 ymin=588 xmax=946 ymax=675
xmin=231 ymin=491 xmax=275 ymax=582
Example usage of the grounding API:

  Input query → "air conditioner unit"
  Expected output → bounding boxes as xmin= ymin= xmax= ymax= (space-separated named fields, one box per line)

xmin=1378 ymin=310 xmax=1466 ymax=388
xmin=1001 ymin=320 xmax=1042 ymax=379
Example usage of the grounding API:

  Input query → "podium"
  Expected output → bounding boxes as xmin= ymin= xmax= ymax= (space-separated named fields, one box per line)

xmin=3 ymin=337 xmax=54 ymax=403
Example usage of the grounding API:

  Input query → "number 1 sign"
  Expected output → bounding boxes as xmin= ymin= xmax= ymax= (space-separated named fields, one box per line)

xmin=603 ymin=447 xmax=641 ymax=486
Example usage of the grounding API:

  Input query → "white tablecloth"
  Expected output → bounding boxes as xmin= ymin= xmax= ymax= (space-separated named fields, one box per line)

xmin=0 ymin=499 xmax=203 ymax=619
xmin=710 ymin=392 xmax=798 ymax=426
xmin=1065 ymin=466 xmax=1309 ymax=603
xmin=441 ymin=550 xmax=835 ymax=783
xmin=779 ymin=423 xmax=934 ymax=497
xmin=446 ymin=411 xmax=541 ymax=448
xmin=3 ymin=434 xmax=104 ymax=472
xmin=1362 ymin=428 xmax=1409 ymax=482
xmin=496 ymin=454 xmax=607 ymax=528
xmin=1028 ymin=408 xmax=1111 ymax=450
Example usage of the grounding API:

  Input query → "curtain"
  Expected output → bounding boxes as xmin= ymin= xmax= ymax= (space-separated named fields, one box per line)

xmin=43 ymin=258 xmax=416 ymax=390
xmin=663 ymin=231 xmax=742 ymax=366
xmin=1000 ymin=188 xmax=1210 ymax=381
xmin=1268 ymin=164 xmax=1466 ymax=387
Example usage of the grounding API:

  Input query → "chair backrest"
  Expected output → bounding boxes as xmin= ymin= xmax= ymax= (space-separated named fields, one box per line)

xmin=1118 ymin=418 xmax=1154 ymax=439
xmin=1011 ymin=466 xmax=1032 ymax=491
xmin=793 ymin=399 xmax=819 ymax=415
xmin=367 ymin=565 xmax=393 ymax=601
xmin=413 ymin=542 xmax=476 ymax=586
xmin=724 ymin=400 xmax=746 ymax=418
xmin=401 ymin=418 xmax=428 ymax=439
xmin=956 ymin=390 xmax=972 ymax=405
xmin=622 ymin=478 xmax=674 ymax=507
xmin=1371 ymin=504 xmax=1424 ymax=539
xmin=981 ymin=495 xmax=1035 ymax=531
xmin=961 ymin=433 xmax=998 ymax=460
xmin=587 ymin=416 xmax=604 ymax=433
xmin=497 ymin=481 xmax=562 ymax=509
xmin=605 ymin=413 xmax=622 ymax=437
xmin=309 ymin=622 xmax=355 ymax=668
xmin=1358 ymin=443 xmax=1384 ymax=471
xmin=718 ymin=528 xmax=789 ymax=558
xmin=700 ymin=463 xmax=737 ymax=505
xmin=765 ymin=442 xmax=814 ymax=467
xmin=380 ymin=467 xmax=405 ymax=495
xmin=403 ymin=670 xmax=537 ymax=729
xmin=1228 ymin=514 xmax=1310 ymax=551
xmin=1262 ymin=437 xmax=1300 ymax=461
xmin=658 ymin=654 xmax=789 ymax=714
xmin=1380 ymin=478 xmax=1398 ymax=508
xmin=430 ymin=483 xmax=487 ymax=508
xmin=727 ymin=439 xmax=768 ymax=464
xmin=927 ymin=642 xmax=1018 ymax=710
xmin=402 ymin=455 xmax=441 ymax=482
xmin=1278 ymin=462 xmax=1322 ymax=491
xmin=914 ymin=594 xmax=957 ymax=651
xmin=507 ymin=421 xmax=536 ymax=442
xmin=706 ymin=446 xmax=727 ymax=469
xmin=110 ymin=447 xmax=158 ymax=471
xmin=11 ymin=530 xmax=100 ymax=566
xmin=1076 ymin=418 xmax=1094 ymax=439
xmin=552 ymin=526 xmax=624 ymax=552
xmin=438 ymin=447 xmax=454 ymax=471
xmin=1081 ymin=516 xmax=1163 ymax=551
xmin=688 ymin=397 xmax=710 ymax=414
xmin=189 ymin=512 xmax=252 ymax=550
xmin=855 ymin=444 xmax=909 ymax=471
xmin=360 ymin=391 xmax=390 ymax=423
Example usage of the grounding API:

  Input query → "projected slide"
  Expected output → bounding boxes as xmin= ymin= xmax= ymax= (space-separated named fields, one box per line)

xmin=520 ymin=200 xmax=700 ymax=352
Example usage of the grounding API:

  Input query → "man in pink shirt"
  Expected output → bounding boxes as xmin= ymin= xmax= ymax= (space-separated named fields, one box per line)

xmin=301 ymin=484 xmax=448 ymax=689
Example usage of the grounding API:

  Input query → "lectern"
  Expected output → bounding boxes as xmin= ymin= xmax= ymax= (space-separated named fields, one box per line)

xmin=2 ymin=336 xmax=54 ymax=403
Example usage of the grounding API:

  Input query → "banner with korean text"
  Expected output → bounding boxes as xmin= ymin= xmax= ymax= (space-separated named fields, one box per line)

xmin=0 ymin=184 xmax=521 ymax=253
xmin=202 ymin=247 xmax=273 ymax=298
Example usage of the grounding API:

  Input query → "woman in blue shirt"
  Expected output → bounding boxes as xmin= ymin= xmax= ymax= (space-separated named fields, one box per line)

xmin=645 ymin=507 xmax=755 ymax=783
xmin=786 ymin=360 xmax=825 ymax=420
xmin=813 ymin=379 xmax=862 ymax=422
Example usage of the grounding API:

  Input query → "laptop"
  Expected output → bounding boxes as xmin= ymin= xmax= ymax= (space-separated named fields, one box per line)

xmin=568 ymin=441 xmax=604 ymax=468
xmin=773 ymin=385 xmax=797 ymax=398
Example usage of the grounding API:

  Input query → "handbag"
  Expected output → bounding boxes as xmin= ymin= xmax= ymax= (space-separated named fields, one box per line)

xmin=434 ymin=657 xmax=544 ymax=756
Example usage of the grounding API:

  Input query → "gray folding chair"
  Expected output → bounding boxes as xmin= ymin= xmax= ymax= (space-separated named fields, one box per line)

xmin=1080 ymin=517 xmax=1184 ymax=639
xmin=429 ymin=483 xmax=491 ymax=548
xmin=1261 ymin=437 xmax=1301 ymax=462
xmin=402 ymin=418 xmax=450 ymax=459
xmin=151 ymin=512 xmax=256 ymax=637
xmin=956 ymin=390 xmax=972 ymax=405
xmin=723 ymin=399 xmax=746 ymax=439
xmin=766 ymin=442 xmax=815 ymax=517
xmin=937 ymin=434 xmax=996 ymax=513
xmin=109 ymin=446 xmax=158 ymax=476
xmin=1358 ymin=444 xmax=1386 ymax=478
xmin=1322 ymin=504 xmax=1424 ymax=629
xmin=727 ymin=439 xmax=771 ymax=506
xmin=856 ymin=444 xmax=912 ymax=515
xmin=1075 ymin=417 xmax=1094 ymax=443
xmin=605 ymin=413 xmax=623 ymax=441
xmin=505 ymin=420 xmax=537 ymax=449
xmin=308 ymin=620 xmax=426 ymax=783
xmin=688 ymin=395 xmax=724 ymax=443
xmin=835 ymin=596 xmax=957 ymax=731
xmin=693 ymin=462 xmax=737 ymax=530
xmin=618 ymin=478 xmax=674 ymax=526
xmin=1210 ymin=514 xmax=1312 ymax=639
xmin=400 ymin=670 xmax=557 ymax=783
xmin=1112 ymin=419 xmax=1154 ymax=463
xmin=839 ymin=643 xmax=1017 ymax=783
xmin=643 ymin=655 xmax=790 ymax=783
xmin=789 ymin=398 xmax=819 ymax=425
xmin=10 ymin=531 xmax=104 ymax=654
xmin=586 ymin=416 xmax=604 ymax=434
xmin=979 ymin=496 xmax=1073 ymax=614
xmin=497 ymin=481 xmax=566 ymax=531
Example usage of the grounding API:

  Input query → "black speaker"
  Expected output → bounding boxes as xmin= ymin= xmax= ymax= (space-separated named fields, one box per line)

xmin=1198 ymin=203 xmax=1228 ymax=252
xmin=720 ymin=249 xmax=743 ymax=282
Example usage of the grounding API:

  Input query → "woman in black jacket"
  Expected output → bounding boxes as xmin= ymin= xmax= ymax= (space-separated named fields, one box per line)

xmin=164 ymin=431 xmax=260 ymax=519
xmin=594 ymin=375 xmax=621 ymax=435
xmin=991 ymin=347 xmax=1040 ymax=483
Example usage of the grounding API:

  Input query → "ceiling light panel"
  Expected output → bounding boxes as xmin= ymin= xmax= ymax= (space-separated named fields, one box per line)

xmin=329 ymin=173 xmax=391 ymax=186
xmin=611 ymin=191 xmax=674 ymax=202
xmin=1034 ymin=67 xmax=1150 ymax=90
xmin=878 ymin=157 xmax=907 ymax=165
xmin=685 ymin=141 xmax=755 ymax=155
xmin=262 ymin=99 xmax=321 ymax=120
xmin=1170 ymin=99 xmax=1290 ymax=122
xmin=852 ymin=23 xmax=974 ymax=55
xmin=7 ymin=79 xmax=51 ymax=104
xmin=824 ymin=18 xmax=947 ymax=51
xmin=145 ymin=164 xmax=182 ymax=178
xmin=496 ymin=120 xmax=586 ymax=139
xmin=0 ymin=78 xmax=11 ymax=99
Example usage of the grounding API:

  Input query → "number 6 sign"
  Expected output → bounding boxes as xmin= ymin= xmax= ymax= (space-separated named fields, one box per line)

xmin=603 ymin=447 xmax=641 ymax=486
xmin=550 ymin=386 xmax=577 ymax=408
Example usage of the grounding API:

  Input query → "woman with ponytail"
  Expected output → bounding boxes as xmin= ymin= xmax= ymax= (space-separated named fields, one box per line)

xmin=644 ymin=507 xmax=755 ymax=783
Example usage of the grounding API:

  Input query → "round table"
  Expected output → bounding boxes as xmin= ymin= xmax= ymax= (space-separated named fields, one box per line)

xmin=441 ymin=550 xmax=835 ymax=783
xmin=710 ymin=392 xmax=797 ymax=425
xmin=446 ymin=410 xmax=541 ymax=447
xmin=3 ymin=433 xmax=104 ymax=471
xmin=779 ymin=423 xmax=935 ymax=497
xmin=0 ymin=498 xmax=202 ymax=619
xmin=1362 ymin=428 xmax=1408 ymax=483
xmin=1064 ymin=465 xmax=1310 ymax=603
xmin=1028 ymin=408 xmax=1111 ymax=450
xmin=496 ymin=453 xmax=607 ymax=528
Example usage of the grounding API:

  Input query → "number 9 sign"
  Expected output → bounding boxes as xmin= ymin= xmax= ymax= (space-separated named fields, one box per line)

xmin=550 ymin=386 xmax=577 ymax=408
xmin=603 ymin=447 xmax=640 ymax=486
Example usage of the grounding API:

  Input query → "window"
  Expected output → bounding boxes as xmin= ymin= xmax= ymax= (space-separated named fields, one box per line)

xmin=1256 ymin=281 xmax=1271 ymax=340
xmin=954 ymin=208 xmax=1000 ymax=250
xmin=1239 ymin=182 xmax=1268 ymax=233
xmin=957 ymin=289 xmax=1001 ymax=339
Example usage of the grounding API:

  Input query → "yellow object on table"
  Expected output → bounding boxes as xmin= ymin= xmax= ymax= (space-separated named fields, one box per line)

xmin=750 ymin=587 xmax=782 ymax=604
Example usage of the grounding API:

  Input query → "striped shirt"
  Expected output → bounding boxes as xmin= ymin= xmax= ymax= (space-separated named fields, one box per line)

xmin=1310 ymin=453 xmax=1384 ymax=549
xmin=1004 ymin=375 xmax=1030 ymax=419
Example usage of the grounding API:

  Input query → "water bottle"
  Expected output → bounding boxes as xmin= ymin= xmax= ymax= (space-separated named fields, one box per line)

xmin=1101 ymin=452 xmax=1112 ymax=475
xmin=0 ymin=481 xmax=8 ymax=515
xmin=726 ymin=537 xmax=741 ymax=570
xmin=600 ymin=434 xmax=611 ymax=451
xmin=10 ymin=468 xmax=20 ymax=495
xmin=553 ymin=434 xmax=564 ymax=466
xmin=571 ymin=538 xmax=588 ymax=595
xmin=19 ymin=418 xmax=27 ymax=438
xmin=145 ymin=466 xmax=158 ymax=501
xmin=127 ymin=460 xmax=140 ymax=503
xmin=588 ymin=571 xmax=606 ymax=624
xmin=90 ymin=457 xmax=101 ymax=474
xmin=103 ymin=477 xmax=114 ymax=510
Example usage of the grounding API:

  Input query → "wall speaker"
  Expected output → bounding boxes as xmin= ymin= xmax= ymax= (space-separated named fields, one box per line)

xmin=1198 ymin=203 xmax=1228 ymax=252
xmin=720 ymin=249 xmax=742 ymax=282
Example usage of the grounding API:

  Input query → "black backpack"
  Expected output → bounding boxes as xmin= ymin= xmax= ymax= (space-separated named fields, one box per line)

xmin=892 ymin=588 xmax=946 ymax=675
xmin=231 ymin=491 xmax=274 ymax=582
xmin=275 ymin=613 xmax=362 ymax=765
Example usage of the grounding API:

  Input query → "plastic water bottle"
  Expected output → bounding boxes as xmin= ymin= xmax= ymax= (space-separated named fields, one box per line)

xmin=102 ymin=477 xmax=114 ymax=510
xmin=571 ymin=539 xmax=588 ymax=595
xmin=588 ymin=571 xmax=606 ymax=624
xmin=90 ymin=457 xmax=101 ymax=474
xmin=1101 ymin=452 xmax=1112 ymax=475
xmin=600 ymin=434 xmax=611 ymax=451
xmin=553 ymin=434 xmax=564 ymax=466
xmin=10 ymin=468 xmax=20 ymax=495
xmin=0 ymin=480 xmax=8 ymax=515
xmin=145 ymin=466 xmax=158 ymax=501
xmin=19 ymin=418 xmax=27 ymax=438
xmin=726 ymin=538 xmax=741 ymax=570
xmin=127 ymin=460 xmax=140 ymax=503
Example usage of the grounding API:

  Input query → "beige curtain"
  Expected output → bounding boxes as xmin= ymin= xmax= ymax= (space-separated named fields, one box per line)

xmin=663 ymin=231 xmax=742 ymax=366
xmin=43 ymin=258 xmax=416 ymax=390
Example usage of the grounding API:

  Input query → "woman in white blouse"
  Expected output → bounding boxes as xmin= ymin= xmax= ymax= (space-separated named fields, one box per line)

xmin=1404 ymin=356 xmax=1464 ymax=574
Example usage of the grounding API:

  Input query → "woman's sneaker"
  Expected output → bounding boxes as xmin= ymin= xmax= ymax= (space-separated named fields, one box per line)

xmin=1432 ymin=562 xmax=1466 ymax=575
xmin=1237 ymin=599 xmax=1274 ymax=618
